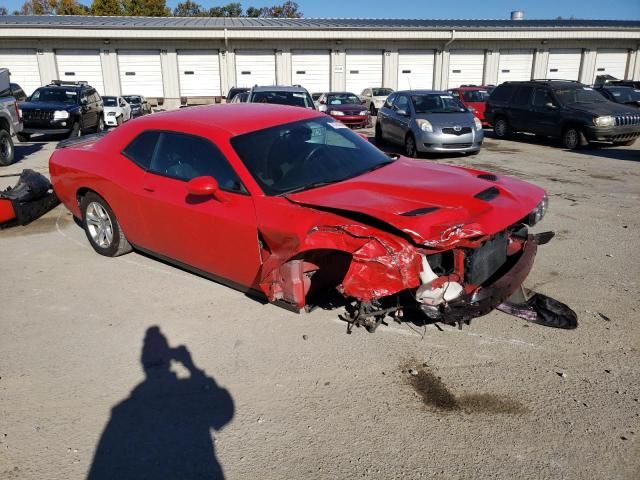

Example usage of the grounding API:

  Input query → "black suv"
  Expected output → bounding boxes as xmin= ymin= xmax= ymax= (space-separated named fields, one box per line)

xmin=486 ymin=80 xmax=640 ymax=149
xmin=18 ymin=80 xmax=104 ymax=141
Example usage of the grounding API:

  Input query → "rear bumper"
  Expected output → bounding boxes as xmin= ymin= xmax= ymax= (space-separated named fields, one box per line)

xmin=431 ymin=235 xmax=538 ymax=323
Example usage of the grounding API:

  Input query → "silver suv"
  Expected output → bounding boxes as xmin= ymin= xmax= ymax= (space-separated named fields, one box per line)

xmin=375 ymin=90 xmax=483 ymax=157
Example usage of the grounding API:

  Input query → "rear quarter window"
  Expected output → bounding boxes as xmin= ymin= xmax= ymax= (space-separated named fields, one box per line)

xmin=122 ymin=131 xmax=160 ymax=170
xmin=489 ymin=84 xmax=517 ymax=103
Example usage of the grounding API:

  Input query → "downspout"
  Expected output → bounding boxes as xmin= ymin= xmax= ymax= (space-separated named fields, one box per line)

xmin=224 ymin=27 xmax=229 ymax=51
xmin=441 ymin=30 xmax=456 ymax=88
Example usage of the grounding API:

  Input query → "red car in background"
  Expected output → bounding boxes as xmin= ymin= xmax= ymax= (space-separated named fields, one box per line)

xmin=317 ymin=92 xmax=370 ymax=128
xmin=449 ymin=86 xmax=494 ymax=127
xmin=49 ymin=103 xmax=551 ymax=332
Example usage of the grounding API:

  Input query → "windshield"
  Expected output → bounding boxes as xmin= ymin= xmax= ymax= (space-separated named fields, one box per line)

xmin=326 ymin=93 xmax=360 ymax=105
xmin=605 ymin=87 xmax=640 ymax=103
xmin=251 ymin=90 xmax=314 ymax=109
xmin=123 ymin=95 xmax=141 ymax=104
xmin=231 ymin=117 xmax=395 ymax=196
xmin=103 ymin=97 xmax=117 ymax=106
xmin=411 ymin=93 xmax=466 ymax=113
xmin=462 ymin=90 xmax=490 ymax=102
xmin=555 ymin=87 xmax=608 ymax=105
xmin=373 ymin=88 xmax=393 ymax=97
xmin=30 ymin=88 xmax=78 ymax=105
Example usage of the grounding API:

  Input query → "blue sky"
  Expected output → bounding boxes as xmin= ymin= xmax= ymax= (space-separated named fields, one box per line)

xmin=1 ymin=0 xmax=639 ymax=19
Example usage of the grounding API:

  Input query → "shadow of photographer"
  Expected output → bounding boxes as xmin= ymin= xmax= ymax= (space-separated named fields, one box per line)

xmin=87 ymin=326 xmax=234 ymax=480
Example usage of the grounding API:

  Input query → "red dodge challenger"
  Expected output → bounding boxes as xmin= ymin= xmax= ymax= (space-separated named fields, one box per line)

xmin=49 ymin=104 xmax=549 ymax=331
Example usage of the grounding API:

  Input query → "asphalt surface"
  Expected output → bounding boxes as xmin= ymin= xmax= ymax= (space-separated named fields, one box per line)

xmin=1 ymin=125 xmax=639 ymax=480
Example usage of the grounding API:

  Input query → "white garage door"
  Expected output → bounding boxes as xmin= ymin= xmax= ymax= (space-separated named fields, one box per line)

xmin=56 ymin=50 xmax=104 ymax=94
xmin=547 ymin=49 xmax=582 ymax=81
xmin=291 ymin=50 xmax=330 ymax=93
xmin=177 ymin=50 xmax=221 ymax=97
xmin=594 ymin=49 xmax=628 ymax=81
xmin=0 ymin=49 xmax=41 ymax=96
xmin=235 ymin=50 xmax=276 ymax=88
xmin=346 ymin=50 xmax=383 ymax=94
xmin=498 ymin=49 xmax=534 ymax=83
xmin=398 ymin=50 xmax=434 ymax=90
xmin=118 ymin=50 xmax=164 ymax=98
xmin=448 ymin=50 xmax=484 ymax=88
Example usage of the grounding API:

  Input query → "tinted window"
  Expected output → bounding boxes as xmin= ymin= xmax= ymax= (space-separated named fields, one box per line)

xmin=393 ymin=94 xmax=410 ymax=111
xmin=489 ymin=84 xmax=516 ymax=102
xmin=532 ymin=88 xmax=554 ymax=108
xmin=373 ymin=88 xmax=393 ymax=96
xmin=555 ymin=87 xmax=609 ymax=105
xmin=512 ymin=86 xmax=533 ymax=106
xmin=463 ymin=90 xmax=490 ymax=102
xmin=384 ymin=93 xmax=396 ymax=108
xmin=122 ymin=131 xmax=160 ymax=170
xmin=30 ymin=88 xmax=78 ymax=104
xmin=231 ymin=117 xmax=394 ymax=196
xmin=103 ymin=97 xmax=118 ymax=106
xmin=326 ymin=93 xmax=360 ymax=105
xmin=250 ymin=90 xmax=314 ymax=109
xmin=149 ymin=132 xmax=245 ymax=193
xmin=411 ymin=93 xmax=466 ymax=113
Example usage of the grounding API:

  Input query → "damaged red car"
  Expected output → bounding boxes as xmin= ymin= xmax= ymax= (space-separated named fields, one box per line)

xmin=49 ymin=104 xmax=553 ymax=331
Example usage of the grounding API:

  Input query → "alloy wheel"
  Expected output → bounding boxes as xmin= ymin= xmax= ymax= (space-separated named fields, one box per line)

xmin=494 ymin=119 xmax=507 ymax=137
xmin=85 ymin=202 xmax=114 ymax=248
xmin=564 ymin=129 xmax=579 ymax=149
xmin=0 ymin=136 xmax=12 ymax=161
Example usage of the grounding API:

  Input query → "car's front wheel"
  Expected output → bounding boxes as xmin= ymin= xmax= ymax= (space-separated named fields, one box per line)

xmin=493 ymin=117 xmax=511 ymax=139
xmin=81 ymin=192 xmax=132 ymax=257
xmin=405 ymin=133 xmax=418 ymax=158
xmin=69 ymin=122 xmax=81 ymax=138
xmin=0 ymin=129 xmax=15 ymax=166
xmin=562 ymin=127 xmax=586 ymax=150
xmin=95 ymin=116 xmax=105 ymax=133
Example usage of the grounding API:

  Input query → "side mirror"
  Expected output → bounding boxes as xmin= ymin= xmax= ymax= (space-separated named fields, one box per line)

xmin=545 ymin=102 xmax=557 ymax=109
xmin=396 ymin=108 xmax=408 ymax=116
xmin=187 ymin=176 xmax=225 ymax=201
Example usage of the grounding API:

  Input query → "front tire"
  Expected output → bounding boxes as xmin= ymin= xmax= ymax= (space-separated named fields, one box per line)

xmin=374 ymin=122 xmax=385 ymax=146
xmin=69 ymin=122 xmax=81 ymax=139
xmin=0 ymin=129 xmax=15 ymax=166
xmin=405 ymin=133 xmax=419 ymax=158
xmin=493 ymin=117 xmax=511 ymax=139
xmin=562 ymin=127 xmax=586 ymax=150
xmin=95 ymin=116 xmax=105 ymax=133
xmin=81 ymin=192 xmax=132 ymax=257
xmin=116 ymin=116 xmax=123 ymax=127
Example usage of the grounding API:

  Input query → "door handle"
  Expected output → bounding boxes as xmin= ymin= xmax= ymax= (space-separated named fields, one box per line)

xmin=143 ymin=186 xmax=155 ymax=193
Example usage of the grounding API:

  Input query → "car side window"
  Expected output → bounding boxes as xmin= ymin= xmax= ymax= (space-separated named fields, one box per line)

xmin=384 ymin=93 xmax=396 ymax=108
xmin=149 ymin=132 xmax=247 ymax=194
xmin=122 ymin=131 xmax=161 ymax=170
xmin=512 ymin=86 xmax=533 ymax=106
xmin=532 ymin=88 xmax=554 ymax=108
xmin=393 ymin=94 xmax=410 ymax=112
xmin=490 ymin=84 xmax=516 ymax=102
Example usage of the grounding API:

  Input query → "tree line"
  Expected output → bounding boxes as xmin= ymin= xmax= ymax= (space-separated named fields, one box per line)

xmin=0 ymin=1 xmax=302 ymax=17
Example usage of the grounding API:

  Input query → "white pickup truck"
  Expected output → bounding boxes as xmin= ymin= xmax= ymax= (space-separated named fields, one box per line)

xmin=0 ymin=68 xmax=23 ymax=166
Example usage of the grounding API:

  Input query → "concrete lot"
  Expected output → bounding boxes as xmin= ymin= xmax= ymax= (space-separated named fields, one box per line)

xmin=0 ymin=127 xmax=639 ymax=479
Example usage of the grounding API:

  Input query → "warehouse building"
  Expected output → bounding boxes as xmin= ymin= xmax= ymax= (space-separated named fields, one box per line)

xmin=1 ymin=15 xmax=639 ymax=109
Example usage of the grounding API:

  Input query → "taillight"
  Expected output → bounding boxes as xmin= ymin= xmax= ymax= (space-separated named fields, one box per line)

xmin=14 ymin=101 xmax=21 ymax=119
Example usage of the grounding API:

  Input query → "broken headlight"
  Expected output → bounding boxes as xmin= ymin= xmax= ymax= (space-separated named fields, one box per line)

xmin=526 ymin=195 xmax=548 ymax=226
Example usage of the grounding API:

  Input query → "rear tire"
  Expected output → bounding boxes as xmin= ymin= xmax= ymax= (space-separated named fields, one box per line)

xmin=493 ymin=117 xmax=511 ymax=139
xmin=81 ymin=192 xmax=132 ymax=257
xmin=405 ymin=133 xmax=419 ymax=158
xmin=0 ymin=129 xmax=15 ymax=166
xmin=16 ymin=132 xmax=31 ymax=142
xmin=562 ymin=127 xmax=586 ymax=150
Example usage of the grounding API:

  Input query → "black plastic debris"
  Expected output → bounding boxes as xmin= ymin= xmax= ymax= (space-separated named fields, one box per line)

xmin=497 ymin=287 xmax=578 ymax=329
xmin=0 ymin=169 xmax=60 ymax=228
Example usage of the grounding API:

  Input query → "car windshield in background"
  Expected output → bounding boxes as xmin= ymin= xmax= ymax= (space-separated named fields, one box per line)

xmin=102 ymin=97 xmax=117 ymax=106
xmin=555 ymin=87 xmax=608 ymax=105
xmin=606 ymin=87 xmax=640 ymax=103
xmin=463 ymin=90 xmax=490 ymax=102
xmin=411 ymin=94 xmax=466 ymax=113
xmin=373 ymin=88 xmax=393 ymax=96
xmin=123 ymin=96 xmax=141 ymax=104
xmin=30 ymin=88 xmax=78 ymax=104
xmin=252 ymin=91 xmax=314 ymax=109
xmin=327 ymin=94 xmax=361 ymax=105
xmin=231 ymin=117 xmax=395 ymax=196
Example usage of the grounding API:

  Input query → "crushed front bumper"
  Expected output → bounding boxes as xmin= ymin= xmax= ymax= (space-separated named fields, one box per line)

xmin=428 ymin=234 xmax=539 ymax=323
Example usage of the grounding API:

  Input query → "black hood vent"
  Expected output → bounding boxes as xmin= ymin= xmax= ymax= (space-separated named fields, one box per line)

xmin=477 ymin=173 xmax=498 ymax=181
xmin=474 ymin=186 xmax=500 ymax=201
xmin=399 ymin=206 xmax=440 ymax=217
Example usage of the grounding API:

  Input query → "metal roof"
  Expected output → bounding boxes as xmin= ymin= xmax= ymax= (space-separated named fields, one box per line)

xmin=0 ymin=15 xmax=639 ymax=30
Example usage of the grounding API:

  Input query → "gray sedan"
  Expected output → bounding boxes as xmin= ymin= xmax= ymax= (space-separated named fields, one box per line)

xmin=375 ymin=90 xmax=484 ymax=157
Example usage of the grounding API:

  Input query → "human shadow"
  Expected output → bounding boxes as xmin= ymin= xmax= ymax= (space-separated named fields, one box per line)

xmin=86 ymin=326 xmax=234 ymax=480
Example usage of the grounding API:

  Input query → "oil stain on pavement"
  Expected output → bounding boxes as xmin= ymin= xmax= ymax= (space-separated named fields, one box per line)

xmin=406 ymin=365 xmax=527 ymax=415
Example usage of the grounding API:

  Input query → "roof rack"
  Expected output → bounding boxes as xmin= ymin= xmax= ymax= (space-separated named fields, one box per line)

xmin=49 ymin=80 xmax=89 ymax=87
xmin=529 ymin=79 xmax=583 ymax=83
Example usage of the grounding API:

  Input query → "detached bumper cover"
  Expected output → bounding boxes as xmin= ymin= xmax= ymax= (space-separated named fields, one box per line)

xmin=0 ymin=169 xmax=60 ymax=227
xmin=435 ymin=234 xmax=539 ymax=323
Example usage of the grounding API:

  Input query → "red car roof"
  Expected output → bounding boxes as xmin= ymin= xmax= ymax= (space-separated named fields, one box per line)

xmin=142 ymin=103 xmax=324 ymax=136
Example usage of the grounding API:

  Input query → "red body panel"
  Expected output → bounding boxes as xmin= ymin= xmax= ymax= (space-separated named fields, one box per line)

xmin=49 ymin=104 xmax=545 ymax=310
xmin=450 ymin=87 xmax=491 ymax=126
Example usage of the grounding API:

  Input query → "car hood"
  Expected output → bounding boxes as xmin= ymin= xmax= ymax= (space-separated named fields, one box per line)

xmin=414 ymin=112 xmax=477 ymax=127
xmin=326 ymin=104 xmax=365 ymax=112
xmin=20 ymin=101 xmax=76 ymax=111
xmin=569 ymin=101 xmax=639 ymax=116
xmin=286 ymin=158 xmax=544 ymax=247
